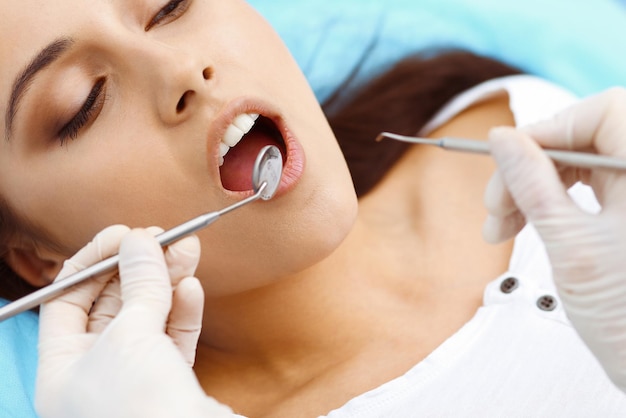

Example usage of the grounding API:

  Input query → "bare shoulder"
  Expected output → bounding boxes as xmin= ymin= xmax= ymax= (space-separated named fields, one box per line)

xmin=427 ymin=91 xmax=515 ymax=140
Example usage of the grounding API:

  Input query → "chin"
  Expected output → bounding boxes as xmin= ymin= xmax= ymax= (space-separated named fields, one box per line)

xmin=286 ymin=189 xmax=358 ymax=270
xmin=195 ymin=182 xmax=358 ymax=297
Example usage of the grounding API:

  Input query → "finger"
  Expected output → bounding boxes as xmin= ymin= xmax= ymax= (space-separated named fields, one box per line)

xmin=522 ymin=87 xmax=626 ymax=157
xmin=488 ymin=127 xmax=581 ymax=228
xmin=167 ymin=276 xmax=204 ymax=367
xmin=39 ymin=225 xmax=130 ymax=343
xmin=484 ymin=171 xmax=517 ymax=218
xmin=117 ymin=229 xmax=172 ymax=332
xmin=482 ymin=211 xmax=526 ymax=244
xmin=483 ymin=170 xmax=526 ymax=243
xmin=164 ymin=235 xmax=201 ymax=287
xmin=88 ymin=232 xmax=199 ymax=333
xmin=87 ymin=277 xmax=122 ymax=333
xmin=146 ymin=226 xmax=165 ymax=236
xmin=145 ymin=226 xmax=200 ymax=286
xmin=86 ymin=227 xmax=166 ymax=333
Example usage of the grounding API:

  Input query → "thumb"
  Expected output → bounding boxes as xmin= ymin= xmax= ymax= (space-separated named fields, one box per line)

xmin=488 ymin=127 xmax=580 ymax=237
xmin=117 ymin=229 xmax=172 ymax=332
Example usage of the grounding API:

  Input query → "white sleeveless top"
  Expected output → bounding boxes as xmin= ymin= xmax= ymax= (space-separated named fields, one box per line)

xmin=323 ymin=76 xmax=626 ymax=417
xmin=239 ymin=76 xmax=626 ymax=417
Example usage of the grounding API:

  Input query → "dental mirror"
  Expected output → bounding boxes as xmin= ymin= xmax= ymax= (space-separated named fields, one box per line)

xmin=253 ymin=144 xmax=283 ymax=200
xmin=0 ymin=145 xmax=284 ymax=322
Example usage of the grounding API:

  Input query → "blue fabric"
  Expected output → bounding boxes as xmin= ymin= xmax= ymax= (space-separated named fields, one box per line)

xmin=2 ymin=1 xmax=626 ymax=416
xmin=0 ymin=300 xmax=38 ymax=418
xmin=248 ymin=0 xmax=626 ymax=103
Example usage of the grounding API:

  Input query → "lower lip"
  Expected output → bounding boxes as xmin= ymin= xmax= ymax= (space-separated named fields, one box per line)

xmin=273 ymin=119 xmax=305 ymax=198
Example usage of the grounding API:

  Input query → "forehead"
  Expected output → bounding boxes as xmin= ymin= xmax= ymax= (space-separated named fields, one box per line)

xmin=0 ymin=0 xmax=85 ymax=126
xmin=1 ymin=0 xmax=85 ymax=67
xmin=0 ymin=0 xmax=159 ymax=139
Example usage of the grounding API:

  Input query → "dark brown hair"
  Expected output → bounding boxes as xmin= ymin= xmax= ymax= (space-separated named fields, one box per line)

xmin=0 ymin=203 xmax=40 ymax=302
xmin=0 ymin=49 xmax=522 ymax=302
xmin=323 ymin=50 xmax=522 ymax=197
xmin=0 ymin=263 xmax=39 ymax=303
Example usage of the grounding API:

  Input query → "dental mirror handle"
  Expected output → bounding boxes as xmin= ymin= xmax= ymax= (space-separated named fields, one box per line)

xmin=0 ymin=183 xmax=267 ymax=322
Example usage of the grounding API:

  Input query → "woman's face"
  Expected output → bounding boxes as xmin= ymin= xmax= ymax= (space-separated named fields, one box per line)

xmin=0 ymin=0 xmax=357 ymax=294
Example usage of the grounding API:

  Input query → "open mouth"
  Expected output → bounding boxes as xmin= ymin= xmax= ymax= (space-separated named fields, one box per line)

xmin=219 ymin=114 xmax=287 ymax=192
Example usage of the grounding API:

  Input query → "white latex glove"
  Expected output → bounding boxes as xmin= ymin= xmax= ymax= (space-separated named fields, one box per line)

xmin=36 ymin=225 xmax=233 ymax=418
xmin=483 ymin=87 xmax=626 ymax=392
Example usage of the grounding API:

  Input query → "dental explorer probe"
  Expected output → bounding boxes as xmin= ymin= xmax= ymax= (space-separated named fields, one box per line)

xmin=0 ymin=145 xmax=283 ymax=322
xmin=377 ymin=132 xmax=626 ymax=171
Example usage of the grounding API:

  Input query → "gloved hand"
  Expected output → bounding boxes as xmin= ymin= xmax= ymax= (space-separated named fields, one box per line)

xmin=36 ymin=225 xmax=233 ymax=418
xmin=483 ymin=87 xmax=626 ymax=392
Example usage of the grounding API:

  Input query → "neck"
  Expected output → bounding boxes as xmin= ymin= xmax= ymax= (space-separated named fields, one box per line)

xmin=194 ymin=146 xmax=513 ymax=391
xmin=193 ymin=94 xmax=516 ymax=414
xmin=196 ymin=218 xmax=410 ymax=365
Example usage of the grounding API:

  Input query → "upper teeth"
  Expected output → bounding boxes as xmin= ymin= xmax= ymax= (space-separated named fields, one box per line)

xmin=219 ymin=113 xmax=259 ymax=166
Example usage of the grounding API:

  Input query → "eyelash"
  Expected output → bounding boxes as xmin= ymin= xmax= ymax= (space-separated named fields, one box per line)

xmin=58 ymin=78 xmax=107 ymax=145
xmin=57 ymin=0 xmax=191 ymax=145
xmin=145 ymin=0 xmax=191 ymax=31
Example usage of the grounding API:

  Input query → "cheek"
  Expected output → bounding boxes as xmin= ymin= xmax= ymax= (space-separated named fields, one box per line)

xmin=4 ymin=137 xmax=209 ymax=252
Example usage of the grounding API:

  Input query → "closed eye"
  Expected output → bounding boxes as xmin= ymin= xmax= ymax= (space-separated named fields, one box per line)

xmin=58 ymin=77 xmax=107 ymax=145
xmin=145 ymin=0 xmax=192 ymax=31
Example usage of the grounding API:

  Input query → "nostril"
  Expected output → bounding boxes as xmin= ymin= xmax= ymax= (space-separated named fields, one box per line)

xmin=176 ymin=91 xmax=193 ymax=113
xmin=202 ymin=67 xmax=213 ymax=80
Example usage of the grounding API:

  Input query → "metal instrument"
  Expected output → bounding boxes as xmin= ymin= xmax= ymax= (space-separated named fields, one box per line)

xmin=0 ymin=145 xmax=283 ymax=322
xmin=377 ymin=132 xmax=626 ymax=171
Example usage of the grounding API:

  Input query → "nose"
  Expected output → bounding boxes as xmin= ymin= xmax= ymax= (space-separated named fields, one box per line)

xmin=166 ymin=60 xmax=213 ymax=125
xmin=120 ymin=39 xmax=213 ymax=125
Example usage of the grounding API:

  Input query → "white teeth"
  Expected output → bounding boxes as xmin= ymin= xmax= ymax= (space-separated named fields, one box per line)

xmin=222 ymin=124 xmax=245 ymax=147
xmin=233 ymin=113 xmax=258 ymax=133
xmin=219 ymin=142 xmax=230 ymax=158
xmin=218 ymin=113 xmax=260 ymax=166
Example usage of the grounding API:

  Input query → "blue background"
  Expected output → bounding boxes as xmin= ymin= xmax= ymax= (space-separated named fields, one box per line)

xmin=249 ymin=0 xmax=626 ymax=102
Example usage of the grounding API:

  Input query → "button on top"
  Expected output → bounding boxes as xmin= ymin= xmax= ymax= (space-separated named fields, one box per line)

xmin=537 ymin=295 xmax=557 ymax=311
xmin=500 ymin=277 xmax=519 ymax=294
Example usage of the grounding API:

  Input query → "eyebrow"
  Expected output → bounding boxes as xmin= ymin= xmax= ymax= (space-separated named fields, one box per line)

xmin=5 ymin=37 xmax=74 ymax=140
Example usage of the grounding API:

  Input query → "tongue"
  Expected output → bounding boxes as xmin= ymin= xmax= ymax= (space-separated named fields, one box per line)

xmin=220 ymin=129 xmax=278 ymax=191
